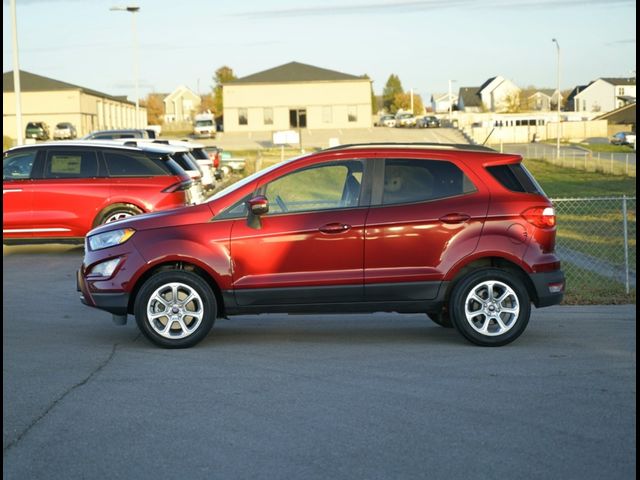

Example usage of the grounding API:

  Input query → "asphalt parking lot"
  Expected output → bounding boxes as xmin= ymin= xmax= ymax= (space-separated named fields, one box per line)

xmin=3 ymin=244 xmax=636 ymax=480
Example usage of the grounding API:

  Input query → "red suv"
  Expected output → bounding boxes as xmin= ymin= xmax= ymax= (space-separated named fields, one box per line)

xmin=78 ymin=143 xmax=564 ymax=348
xmin=3 ymin=141 xmax=192 ymax=243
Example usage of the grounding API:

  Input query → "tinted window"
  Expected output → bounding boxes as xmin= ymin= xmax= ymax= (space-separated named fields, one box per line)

xmin=104 ymin=151 xmax=171 ymax=177
xmin=486 ymin=164 xmax=544 ymax=195
xmin=44 ymin=150 xmax=98 ymax=179
xmin=190 ymin=148 xmax=209 ymax=160
xmin=382 ymin=159 xmax=476 ymax=205
xmin=265 ymin=161 xmax=363 ymax=214
xmin=3 ymin=151 xmax=37 ymax=180
xmin=170 ymin=152 xmax=200 ymax=173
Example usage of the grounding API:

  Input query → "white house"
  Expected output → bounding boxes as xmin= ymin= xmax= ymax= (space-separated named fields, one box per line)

xmin=526 ymin=89 xmax=562 ymax=112
xmin=457 ymin=75 xmax=521 ymax=113
xmin=572 ymin=78 xmax=636 ymax=114
xmin=430 ymin=92 xmax=458 ymax=113
xmin=163 ymin=85 xmax=201 ymax=123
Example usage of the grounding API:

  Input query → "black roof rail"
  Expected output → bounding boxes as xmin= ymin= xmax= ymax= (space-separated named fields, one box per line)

xmin=321 ymin=142 xmax=497 ymax=153
xmin=152 ymin=139 xmax=170 ymax=145
xmin=123 ymin=140 xmax=138 ymax=147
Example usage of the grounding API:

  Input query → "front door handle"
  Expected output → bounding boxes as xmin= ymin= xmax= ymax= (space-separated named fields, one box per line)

xmin=319 ymin=223 xmax=351 ymax=234
xmin=439 ymin=213 xmax=470 ymax=224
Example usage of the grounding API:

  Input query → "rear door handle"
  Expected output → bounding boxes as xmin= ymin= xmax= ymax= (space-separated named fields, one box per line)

xmin=319 ymin=223 xmax=351 ymax=234
xmin=439 ymin=213 xmax=470 ymax=224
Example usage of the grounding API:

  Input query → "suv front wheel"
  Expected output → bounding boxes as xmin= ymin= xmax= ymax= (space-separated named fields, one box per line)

xmin=449 ymin=269 xmax=531 ymax=346
xmin=134 ymin=270 xmax=216 ymax=348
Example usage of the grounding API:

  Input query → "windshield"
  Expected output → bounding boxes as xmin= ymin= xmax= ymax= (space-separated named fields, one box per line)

xmin=195 ymin=120 xmax=214 ymax=127
xmin=207 ymin=154 xmax=310 ymax=202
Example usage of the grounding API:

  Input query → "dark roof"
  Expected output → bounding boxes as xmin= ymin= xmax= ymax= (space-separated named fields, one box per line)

xmin=601 ymin=77 xmax=636 ymax=86
xmin=567 ymin=84 xmax=589 ymax=100
xmin=227 ymin=61 xmax=365 ymax=85
xmin=478 ymin=76 xmax=497 ymax=92
xmin=458 ymin=87 xmax=482 ymax=107
xmin=3 ymin=70 xmax=135 ymax=105
xmin=594 ymin=103 xmax=636 ymax=124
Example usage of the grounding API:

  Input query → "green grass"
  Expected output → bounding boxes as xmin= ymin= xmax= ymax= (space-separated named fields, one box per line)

xmin=562 ymin=264 xmax=635 ymax=305
xmin=523 ymin=158 xmax=636 ymax=197
xmin=572 ymin=143 xmax=635 ymax=153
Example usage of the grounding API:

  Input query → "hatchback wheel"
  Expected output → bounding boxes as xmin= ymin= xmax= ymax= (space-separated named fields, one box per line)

xmin=134 ymin=271 xmax=216 ymax=348
xmin=449 ymin=269 xmax=530 ymax=346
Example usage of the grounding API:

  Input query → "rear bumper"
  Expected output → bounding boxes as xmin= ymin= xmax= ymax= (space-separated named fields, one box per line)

xmin=530 ymin=270 xmax=565 ymax=307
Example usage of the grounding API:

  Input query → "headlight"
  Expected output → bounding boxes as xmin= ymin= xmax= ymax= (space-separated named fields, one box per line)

xmin=88 ymin=228 xmax=135 ymax=251
xmin=90 ymin=257 xmax=121 ymax=277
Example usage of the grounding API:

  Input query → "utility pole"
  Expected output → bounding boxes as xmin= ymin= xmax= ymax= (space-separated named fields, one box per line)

xmin=552 ymin=38 xmax=561 ymax=160
xmin=10 ymin=0 xmax=23 ymax=145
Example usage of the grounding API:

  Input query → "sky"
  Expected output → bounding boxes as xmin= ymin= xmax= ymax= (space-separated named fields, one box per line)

xmin=2 ymin=0 xmax=636 ymax=105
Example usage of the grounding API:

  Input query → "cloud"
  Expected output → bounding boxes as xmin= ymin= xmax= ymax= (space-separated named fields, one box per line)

xmin=230 ymin=0 xmax=634 ymax=19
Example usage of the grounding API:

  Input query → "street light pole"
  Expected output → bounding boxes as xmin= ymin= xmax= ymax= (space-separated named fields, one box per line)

xmin=111 ymin=5 xmax=140 ymax=128
xmin=10 ymin=0 xmax=24 ymax=146
xmin=552 ymin=38 xmax=561 ymax=159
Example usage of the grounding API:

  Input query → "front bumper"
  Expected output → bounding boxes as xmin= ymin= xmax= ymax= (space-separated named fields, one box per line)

xmin=77 ymin=269 xmax=130 ymax=315
xmin=529 ymin=270 xmax=565 ymax=307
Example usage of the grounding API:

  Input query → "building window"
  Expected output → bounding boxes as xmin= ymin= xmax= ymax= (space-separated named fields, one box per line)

xmin=263 ymin=108 xmax=273 ymax=125
xmin=238 ymin=108 xmax=248 ymax=126
xmin=618 ymin=87 xmax=625 ymax=95
xmin=348 ymin=106 xmax=357 ymax=122
xmin=322 ymin=106 xmax=332 ymax=123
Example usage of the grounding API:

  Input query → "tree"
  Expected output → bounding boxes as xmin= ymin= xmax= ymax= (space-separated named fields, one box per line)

xmin=141 ymin=93 xmax=165 ymax=125
xmin=212 ymin=66 xmax=237 ymax=116
xmin=393 ymin=92 xmax=424 ymax=115
xmin=382 ymin=74 xmax=403 ymax=113
xmin=361 ymin=74 xmax=377 ymax=114
xmin=199 ymin=94 xmax=215 ymax=114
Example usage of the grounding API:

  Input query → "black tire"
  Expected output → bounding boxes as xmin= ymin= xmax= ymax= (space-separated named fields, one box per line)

xmin=96 ymin=203 xmax=143 ymax=226
xmin=449 ymin=269 xmax=531 ymax=347
xmin=134 ymin=270 xmax=216 ymax=348
xmin=427 ymin=309 xmax=453 ymax=328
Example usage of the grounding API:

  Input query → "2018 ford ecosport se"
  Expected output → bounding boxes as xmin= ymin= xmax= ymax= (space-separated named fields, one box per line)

xmin=78 ymin=143 xmax=564 ymax=348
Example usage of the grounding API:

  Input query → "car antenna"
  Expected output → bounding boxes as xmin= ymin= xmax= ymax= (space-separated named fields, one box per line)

xmin=482 ymin=127 xmax=495 ymax=146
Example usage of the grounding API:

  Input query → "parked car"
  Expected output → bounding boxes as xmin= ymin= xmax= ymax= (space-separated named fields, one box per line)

xmin=203 ymin=146 xmax=224 ymax=180
xmin=3 ymin=141 xmax=193 ymax=244
xmin=151 ymin=139 xmax=217 ymax=192
xmin=416 ymin=115 xmax=440 ymax=128
xmin=25 ymin=122 xmax=49 ymax=140
xmin=53 ymin=122 xmax=78 ymax=140
xmin=102 ymin=139 xmax=206 ymax=204
xmin=82 ymin=129 xmax=155 ymax=140
xmin=77 ymin=142 xmax=564 ymax=348
xmin=395 ymin=113 xmax=417 ymax=127
xmin=377 ymin=114 xmax=396 ymax=127
xmin=610 ymin=131 xmax=636 ymax=146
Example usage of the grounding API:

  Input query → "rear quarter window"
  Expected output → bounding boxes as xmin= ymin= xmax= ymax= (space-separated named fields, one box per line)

xmin=104 ymin=151 xmax=172 ymax=177
xmin=486 ymin=163 xmax=545 ymax=195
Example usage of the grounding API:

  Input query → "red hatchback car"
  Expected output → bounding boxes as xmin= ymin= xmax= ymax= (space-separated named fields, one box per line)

xmin=3 ymin=141 xmax=192 ymax=243
xmin=78 ymin=143 xmax=564 ymax=348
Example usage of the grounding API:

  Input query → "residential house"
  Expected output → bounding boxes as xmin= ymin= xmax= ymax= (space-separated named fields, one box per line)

xmin=526 ymin=89 xmax=561 ymax=111
xmin=222 ymin=61 xmax=372 ymax=132
xmin=430 ymin=92 xmax=458 ymax=113
xmin=163 ymin=85 xmax=201 ymax=123
xmin=3 ymin=70 xmax=146 ymax=138
xmin=457 ymin=76 xmax=521 ymax=113
xmin=571 ymin=78 xmax=636 ymax=113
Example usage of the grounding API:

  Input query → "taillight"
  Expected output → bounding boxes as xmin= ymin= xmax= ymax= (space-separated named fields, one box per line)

xmin=522 ymin=206 xmax=556 ymax=228
xmin=162 ymin=179 xmax=193 ymax=193
xmin=214 ymin=152 xmax=220 ymax=169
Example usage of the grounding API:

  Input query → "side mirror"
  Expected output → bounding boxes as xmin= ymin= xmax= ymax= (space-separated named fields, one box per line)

xmin=248 ymin=195 xmax=269 ymax=216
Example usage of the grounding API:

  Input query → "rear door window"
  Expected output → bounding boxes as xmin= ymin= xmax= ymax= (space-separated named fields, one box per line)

xmin=44 ymin=150 xmax=98 ymax=179
xmin=381 ymin=159 xmax=476 ymax=205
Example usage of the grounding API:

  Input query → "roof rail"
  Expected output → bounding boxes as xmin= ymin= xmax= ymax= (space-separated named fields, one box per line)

xmin=321 ymin=142 xmax=497 ymax=153
xmin=123 ymin=140 xmax=138 ymax=147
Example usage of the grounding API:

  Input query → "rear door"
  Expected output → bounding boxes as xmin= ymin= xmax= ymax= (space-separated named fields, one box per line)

xmin=30 ymin=148 xmax=109 ymax=238
xmin=364 ymin=157 xmax=489 ymax=301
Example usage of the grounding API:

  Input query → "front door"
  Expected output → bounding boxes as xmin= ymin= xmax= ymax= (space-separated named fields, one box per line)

xmin=230 ymin=160 xmax=368 ymax=306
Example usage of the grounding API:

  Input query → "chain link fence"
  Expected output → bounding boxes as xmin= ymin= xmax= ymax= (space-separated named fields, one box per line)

xmin=552 ymin=196 xmax=636 ymax=303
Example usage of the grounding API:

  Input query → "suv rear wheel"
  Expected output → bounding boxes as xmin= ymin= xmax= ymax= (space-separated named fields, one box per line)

xmin=449 ymin=269 xmax=530 ymax=346
xmin=96 ymin=204 xmax=143 ymax=225
xmin=134 ymin=270 xmax=216 ymax=348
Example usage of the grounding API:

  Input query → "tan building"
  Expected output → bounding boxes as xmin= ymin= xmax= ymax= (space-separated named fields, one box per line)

xmin=223 ymin=62 xmax=372 ymax=133
xmin=3 ymin=70 xmax=147 ymax=140
xmin=163 ymin=85 xmax=201 ymax=123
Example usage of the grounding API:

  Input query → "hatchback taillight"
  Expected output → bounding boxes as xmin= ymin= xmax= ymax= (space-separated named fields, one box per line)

xmin=522 ymin=206 xmax=556 ymax=228
xmin=162 ymin=179 xmax=193 ymax=193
